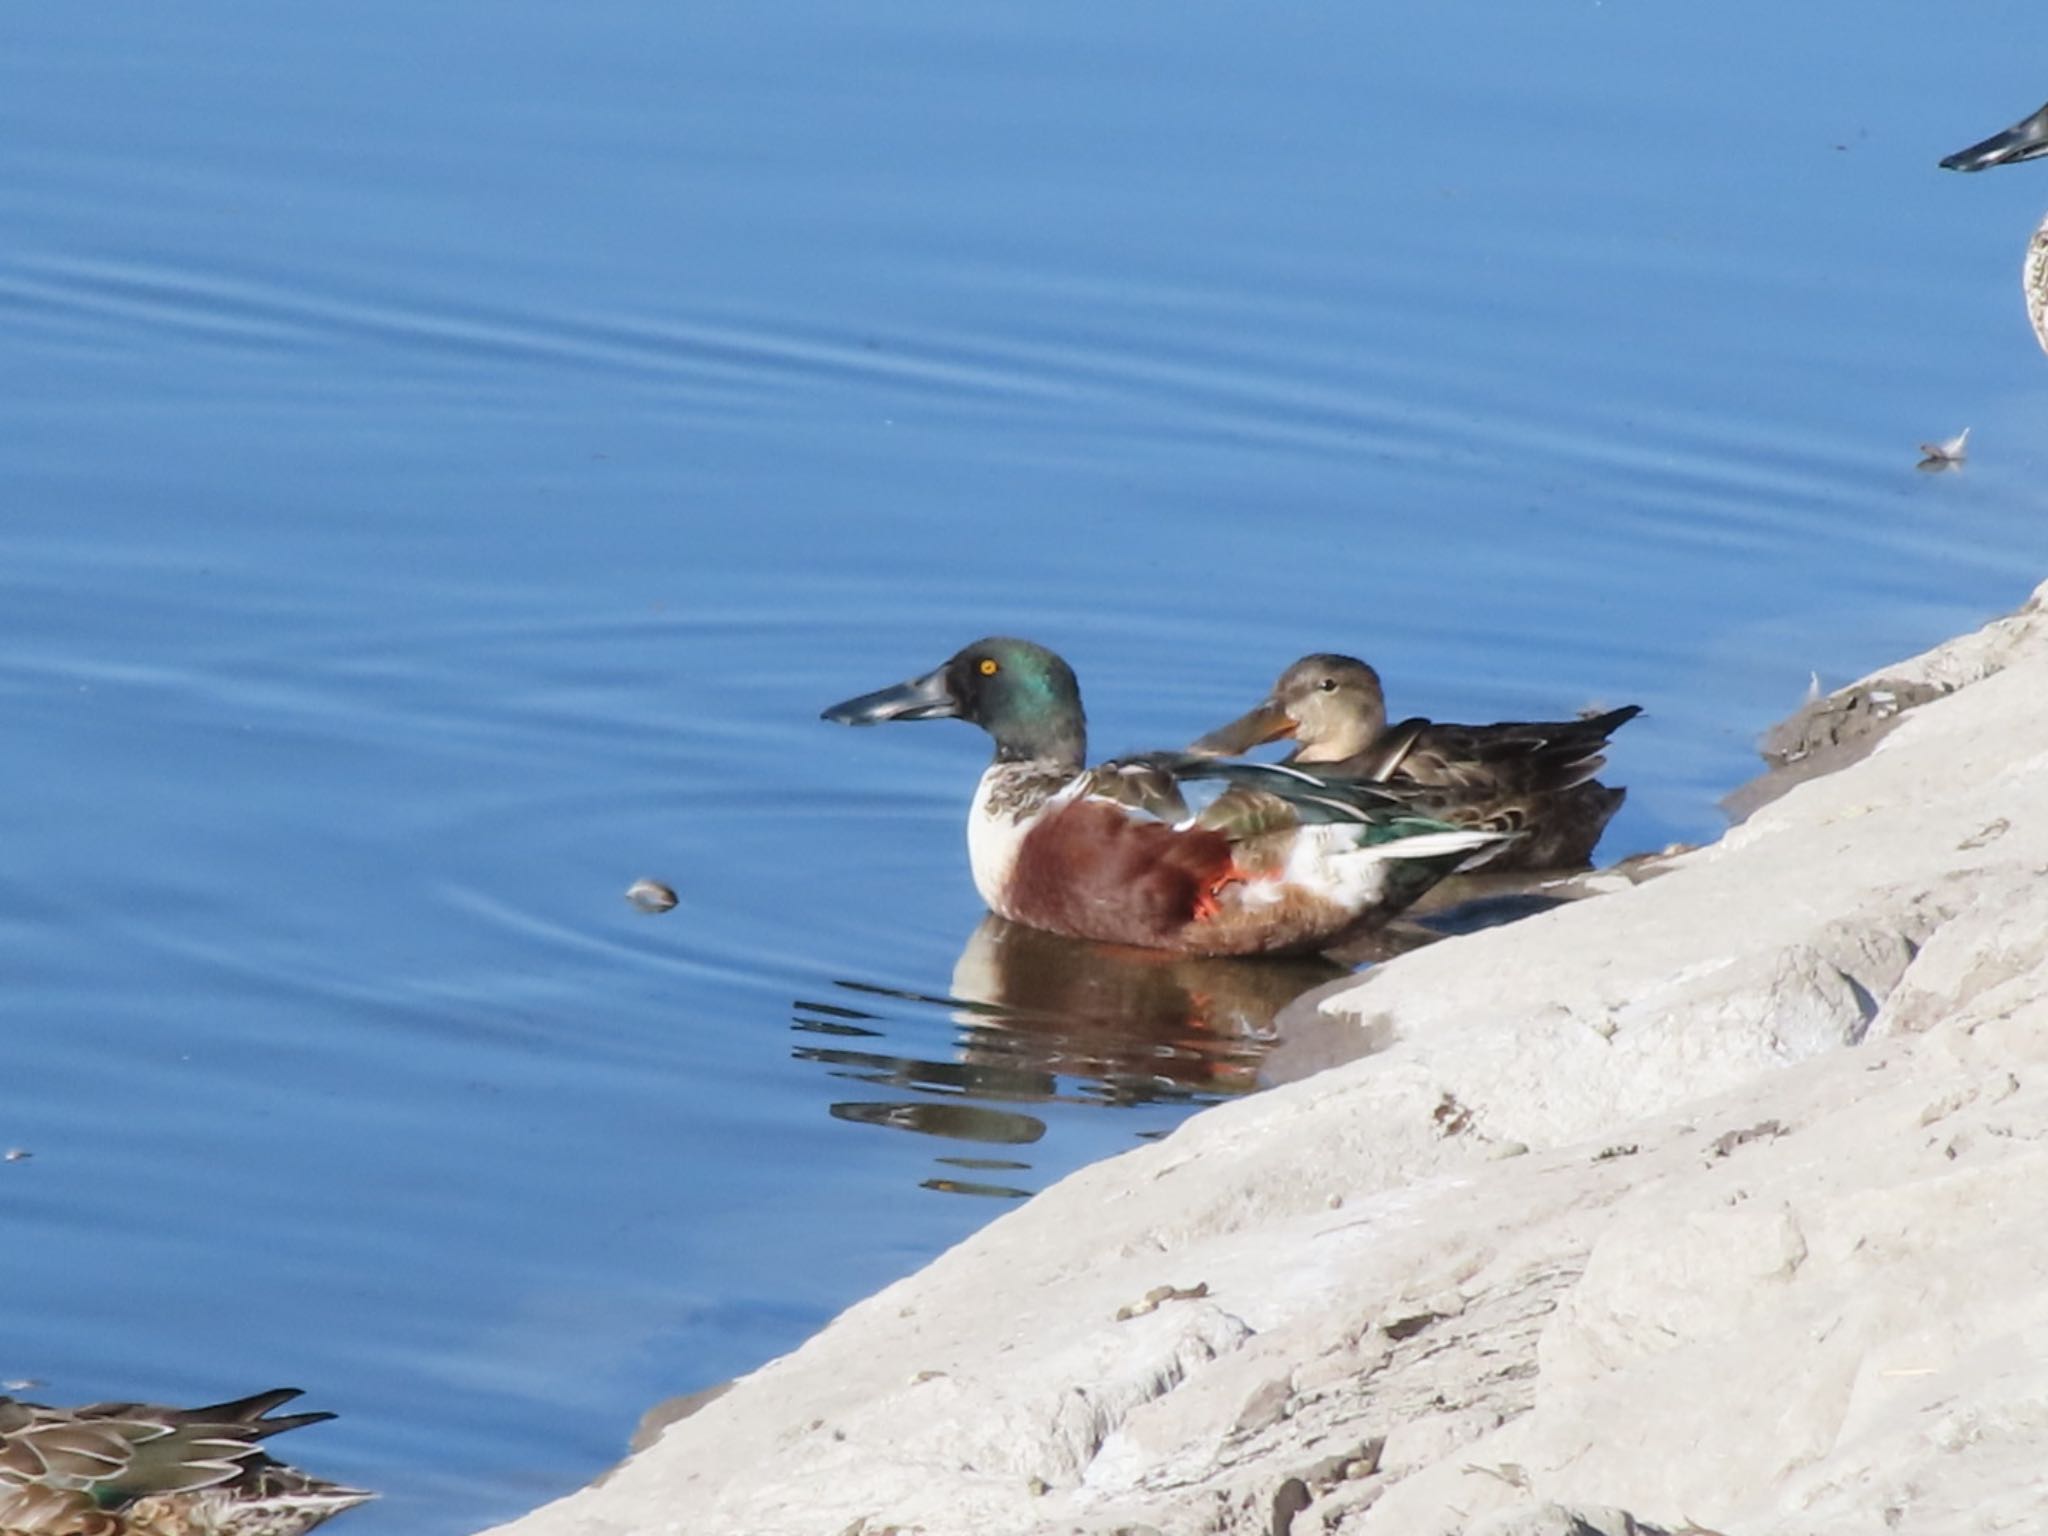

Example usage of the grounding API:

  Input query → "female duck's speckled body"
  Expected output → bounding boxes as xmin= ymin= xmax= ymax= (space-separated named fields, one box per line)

xmin=823 ymin=638 xmax=1508 ymax=956
xmin=1191 ymin=654 xmax=1640 ymax=872
xmin=1943 ymin=100 xmax=2048 ymax=356
xmin=0 ymin=1390 xmax=370 ymax=1536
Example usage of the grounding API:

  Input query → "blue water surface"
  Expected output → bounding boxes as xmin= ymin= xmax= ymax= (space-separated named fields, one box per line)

xmin=5 ymin=4 xmax=2048 ymax=1531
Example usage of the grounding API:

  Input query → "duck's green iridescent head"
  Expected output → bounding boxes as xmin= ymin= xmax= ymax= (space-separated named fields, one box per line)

xmin=821 ymin=637 xmax=1087 ymax=767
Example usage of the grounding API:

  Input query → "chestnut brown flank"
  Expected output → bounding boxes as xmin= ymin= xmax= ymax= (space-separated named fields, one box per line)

xmin=1005 ymin=803 xmax=1364 ymax=957
xmin=1007 ymin=801 xmax=1232 ymax=949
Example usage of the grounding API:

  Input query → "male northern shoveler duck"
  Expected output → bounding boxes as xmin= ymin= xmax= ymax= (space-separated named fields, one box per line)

xmin=0 ymin=1389 xmax=371 ymax=1536
xmin=1189 ymin=654 xmax=1640 ymax=872
xmin=1942 ymin=99 xmax=2048 ymax=356
xmin=821 ymin=638 xmax=1508 ymax=957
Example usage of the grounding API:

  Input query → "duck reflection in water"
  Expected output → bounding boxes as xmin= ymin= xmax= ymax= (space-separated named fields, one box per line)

xmin=793 ymin=916 xmax=1345 ymax=1196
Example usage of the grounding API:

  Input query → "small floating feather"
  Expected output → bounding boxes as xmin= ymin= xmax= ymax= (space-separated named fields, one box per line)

xmin=1916 ymin=426 xmax=1969 ymax=470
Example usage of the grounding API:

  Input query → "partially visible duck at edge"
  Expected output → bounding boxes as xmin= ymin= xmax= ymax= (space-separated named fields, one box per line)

xmin=821 ymin=637 xmax=1508 ymax=957
xmin=1941 ymin=98 xmax=2048 ymax=357
xmin=1190 ymin=654 xmax=1641 ymax=872
xmin=0 ymin=1388 xmax=371 ymax=1536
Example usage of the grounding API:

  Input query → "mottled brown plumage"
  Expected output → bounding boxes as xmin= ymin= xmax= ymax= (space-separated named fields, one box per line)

xmin=0 ymin=1391 xmax=370 ymax=1536
xmin=1191 ymin=654 xmax=1640 ymax=871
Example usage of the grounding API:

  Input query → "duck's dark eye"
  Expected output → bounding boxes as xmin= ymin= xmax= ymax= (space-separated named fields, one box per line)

xmin=1317 ymin=677 xmax=1338 ymax=692
xmin=978 ymin=658 xmax=1000 ymax=676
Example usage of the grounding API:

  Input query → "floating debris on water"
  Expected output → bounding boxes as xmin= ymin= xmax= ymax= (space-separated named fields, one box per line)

xmin=626 ymin=878 xmax=679 ymax=914
xmin=3 ymin=1148 xmax=29 ymax=1163
xmin=1916 ymin=427 xmax=1970 ymax=470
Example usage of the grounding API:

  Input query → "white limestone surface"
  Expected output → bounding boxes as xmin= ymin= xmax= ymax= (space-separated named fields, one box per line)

xmin=483 ymin=581 xmax=2048 ymax=1536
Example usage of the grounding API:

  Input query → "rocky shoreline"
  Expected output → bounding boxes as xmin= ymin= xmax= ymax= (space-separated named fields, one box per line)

xmin=484 ymin=583 xmax=2048 ymax=1536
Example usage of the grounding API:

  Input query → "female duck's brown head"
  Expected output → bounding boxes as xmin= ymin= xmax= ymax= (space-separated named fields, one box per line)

xmin=1190 ymin=654 xmax=1388 ymax=764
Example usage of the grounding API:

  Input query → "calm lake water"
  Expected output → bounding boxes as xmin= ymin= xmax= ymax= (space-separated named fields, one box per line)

xmin=6 ymin=5 xmax=2048 ymax=1531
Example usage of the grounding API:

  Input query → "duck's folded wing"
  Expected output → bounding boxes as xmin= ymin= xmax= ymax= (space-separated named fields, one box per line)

xmin=0 ymin=1413 xmax=254 ymax=1502
xmin=1163 ymin=756 xmax=1434 ymax=837
xmin=1070 ymin=754 xmax=1192 ymax=822
xmin=1405 ymin=705 xmax=1642 ymax=791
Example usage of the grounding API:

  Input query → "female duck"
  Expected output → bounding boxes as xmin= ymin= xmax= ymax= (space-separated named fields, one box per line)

xmin=822 ymin=638 xmax=1504 ymax=957
xmin=1190 ymin=654 xmax=1640 ymax=871
xmin=0 ymin=1388 xmax=370 ymax=1536
xmin=1942 ymin=99 xmax=2048 ymax=356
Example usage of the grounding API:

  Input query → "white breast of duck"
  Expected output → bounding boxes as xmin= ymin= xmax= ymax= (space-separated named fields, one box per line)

xmin=966 ymin=762 xmax=1073 ymax=916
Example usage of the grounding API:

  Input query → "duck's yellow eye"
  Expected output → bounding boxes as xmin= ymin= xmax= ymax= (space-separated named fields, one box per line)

xmin=978 ymin=658 xmax=1000 ymax=676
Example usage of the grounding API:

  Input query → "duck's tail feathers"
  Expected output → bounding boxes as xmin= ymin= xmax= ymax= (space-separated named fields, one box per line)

xmin=1366 ymin=826 xmax=1513 ymax=862
xmin=184 ymin=1388 xmax=336 ymax=1440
